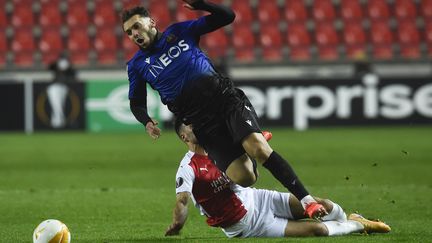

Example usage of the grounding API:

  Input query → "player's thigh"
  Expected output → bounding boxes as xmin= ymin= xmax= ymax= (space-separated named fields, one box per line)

xmin=284 ymin=220 xmax=328 ymax=237
xmin=226 ymin=154 xmax=256 ymax=187
xmin=241 ymin=133 xmax=273 ymax=163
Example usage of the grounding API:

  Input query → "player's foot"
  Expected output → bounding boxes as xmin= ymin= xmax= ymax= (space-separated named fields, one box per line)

xmin=348 ymin=213 xmax=391 ymax=234
xmin=304 ymin=202 xmax=328 ymax=219
xmin=262 ymin=131 xmax=272 ymax=141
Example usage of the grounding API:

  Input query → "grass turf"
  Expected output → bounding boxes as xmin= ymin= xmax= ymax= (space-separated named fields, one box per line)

xmin=0 ymin=126 xmax=431 ymax=242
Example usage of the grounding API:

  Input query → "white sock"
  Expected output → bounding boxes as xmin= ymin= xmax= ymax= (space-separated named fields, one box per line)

xmin=322 ymin=202 xmax=347 ymax=222
xmin=322 ymin=220 xmax=364 ymax=236
xmin=300 ymin=195 xmax=316 ymax=209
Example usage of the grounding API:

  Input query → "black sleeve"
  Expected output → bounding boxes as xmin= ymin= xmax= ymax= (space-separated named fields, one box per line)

xmin=191 ymin=0 xmax=236 ymax=32
xmin=130 ymin=98 xmax=152 ymax=126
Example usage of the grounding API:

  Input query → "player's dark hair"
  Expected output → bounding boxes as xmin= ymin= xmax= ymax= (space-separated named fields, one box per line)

xmin=174 ymin=116 xmax=184 ymax=138
xmin=121 ymin=6 xmax=150 ymax=23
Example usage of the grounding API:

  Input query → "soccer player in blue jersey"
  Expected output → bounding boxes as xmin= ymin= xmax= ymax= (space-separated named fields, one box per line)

xmin=122 ymin=0 xmax=325 ymax=218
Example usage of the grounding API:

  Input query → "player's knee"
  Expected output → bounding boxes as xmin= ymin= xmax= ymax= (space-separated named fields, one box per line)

xmin=313 ymin=224 xmax=328 ymax=237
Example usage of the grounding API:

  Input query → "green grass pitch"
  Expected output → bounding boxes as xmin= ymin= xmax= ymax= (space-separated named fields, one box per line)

xmin=0 ymin=126 xmax=431 ymax=242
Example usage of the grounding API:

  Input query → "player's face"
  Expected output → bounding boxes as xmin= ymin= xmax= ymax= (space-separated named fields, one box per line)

xmin=181 ymin=125 xmax=198 ymax=144
xmin=123 ymin=15 xmax=156 ymax=49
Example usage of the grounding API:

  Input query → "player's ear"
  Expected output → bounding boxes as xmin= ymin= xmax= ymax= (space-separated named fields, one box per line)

xmin=181 ymin=134 xmax=188 ymax=143
xmin=150 ymin=18 xmax=156 ymax=28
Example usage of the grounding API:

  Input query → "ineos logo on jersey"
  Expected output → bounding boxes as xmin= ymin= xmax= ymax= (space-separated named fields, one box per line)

xmin=148 ymin=39 xmax=190 ymax=78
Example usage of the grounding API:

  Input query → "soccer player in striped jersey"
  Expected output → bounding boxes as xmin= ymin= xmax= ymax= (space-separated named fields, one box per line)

xmin=123 ymin=0 xmax=324 ymax=218
xmin=165 ymin=122 xmax=391 ymax=238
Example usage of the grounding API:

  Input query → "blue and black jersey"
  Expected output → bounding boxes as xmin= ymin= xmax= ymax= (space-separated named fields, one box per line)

xmin=127 ymin=0 xmax=235 ymax=125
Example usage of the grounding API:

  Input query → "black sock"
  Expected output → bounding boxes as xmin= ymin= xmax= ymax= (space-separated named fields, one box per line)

xmin=263 ymin=151 xmax=309 ymax=200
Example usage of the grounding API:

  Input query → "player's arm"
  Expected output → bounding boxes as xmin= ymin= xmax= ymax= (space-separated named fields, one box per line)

xmin=183 ymin=0 xmax=235 ymax=33
xmin=130 ymin=99 xmax=161 ymax=139
xmin=165 ymin=192 xmax=190 ymax=236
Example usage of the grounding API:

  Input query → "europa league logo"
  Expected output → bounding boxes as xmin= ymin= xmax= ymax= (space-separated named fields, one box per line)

xmin=47 ymin=83 xmax=68 ymax=128
xmin=36 ymin=83 xmax=80 ymax=129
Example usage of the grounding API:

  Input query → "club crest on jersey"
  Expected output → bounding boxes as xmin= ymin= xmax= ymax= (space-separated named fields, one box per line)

xmin=166 ymin=34 xmax=178 ymax=43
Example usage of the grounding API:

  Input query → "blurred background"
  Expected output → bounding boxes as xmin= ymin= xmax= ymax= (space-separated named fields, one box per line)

xmin=0 ymin=0 xmax=431 ymax=132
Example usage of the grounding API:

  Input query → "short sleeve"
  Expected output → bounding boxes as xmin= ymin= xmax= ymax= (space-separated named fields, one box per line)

xmin=175 ymin=164 xmax=195 ymax=194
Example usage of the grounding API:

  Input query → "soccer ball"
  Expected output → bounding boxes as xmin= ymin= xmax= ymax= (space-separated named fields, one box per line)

xmin=33 ymin=219 xmax=71 ymax=243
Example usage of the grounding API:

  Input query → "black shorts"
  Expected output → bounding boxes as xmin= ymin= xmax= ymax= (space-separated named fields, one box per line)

xmin=168 ymin=75 xmax=261 ymax=172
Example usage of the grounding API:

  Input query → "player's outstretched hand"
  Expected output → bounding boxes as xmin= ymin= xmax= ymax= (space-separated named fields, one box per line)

xmin=145 ymin=119 xmax=161 ymax=140
xmin=165 ymin=223 xmax=181 ymax=236
xmin=182 ymin=0 xmax=201 ymax=10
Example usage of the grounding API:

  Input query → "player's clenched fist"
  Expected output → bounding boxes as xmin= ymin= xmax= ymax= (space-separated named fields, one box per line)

xmin=146 ymin=119 xmax=161 ymax=140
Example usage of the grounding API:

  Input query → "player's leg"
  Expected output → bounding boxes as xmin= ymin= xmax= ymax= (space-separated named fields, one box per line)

xmin=225 ymin=154 xmax=256 ymax=187
xmin=288 ymin=194 xmax=346 ymax=222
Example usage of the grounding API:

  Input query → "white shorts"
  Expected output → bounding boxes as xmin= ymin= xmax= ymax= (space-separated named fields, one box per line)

xmin=222 ymin=188 xmax=293 ymax=238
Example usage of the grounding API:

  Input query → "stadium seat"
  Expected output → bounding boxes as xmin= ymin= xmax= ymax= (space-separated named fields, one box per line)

xmin=367 ymin=0 xmax=390 ymax=20
xmin=340 ymin=0 xmax=364 ymax=21
xmin=370 ymin=21 xmax=394 ymax=59
xmin=257 ymin=0 xmax=281 ymax=24
xmin=97 ymin=51 xmax=118 ymax=65
xmin=259 ymin=25 xmax=283 ymax=61
xmin=39 ymin=29 xmax=64 ymax=64
xmin=231 ymin=0 xmax=254 ymax=24
xmin=93 ymin=0 xmax=118 ymax=27
xmin=421 ymin=0 xmax=432 ymax=19
xmin=394 ymin=0 xmax=417 ymax=20
xmin=39 ymin=0 xmax=63 ymax=27
xmin=0 ymin=31 xmax=7 ymax=52
xmin=11 ymin=29 xmax=36 ymax=52
xmin=149 ymin=0 xmax=171 ymax=30
xmin=13 ymin=52 xmax=34 ymax=67
xmin=343 ymin=22 xmax=367 ymax=59
xmin=94 ymin=27 xmax=118 ymax=51
xmin=232 ymin=24 xmax=255 ymax=62
xmin=67 ymin=27 xmax=91 ymax=66
xmin=286 ymin=23 xmax=311 ymax=61
xmin=66 ymin=1 xmax=90 ymax=27
xmin=284 ymin=0 xmax=308 ymax=23
xmin=312 ymin=0 xmax=337 ymax=22
xmin=121 ymin=0 xmax=143 ymax=10
xmin=11 ymin=5 xmax=35 ymax=27
xmin=397 ymin=20 xmax=421 ymax=58
xmin=202 ymin=29 xmax=229 ymax=59
xmin=175 ymin=4 xmax=199 ymax=22
xmin=0 ymin=9 xmax=7 ymax=29
xmin=314 ymin=23 xmax=340 ymax=60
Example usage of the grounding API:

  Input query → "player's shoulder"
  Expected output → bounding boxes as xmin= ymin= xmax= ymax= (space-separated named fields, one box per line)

xmin=126 ymin=50 xmax=147 ymax=67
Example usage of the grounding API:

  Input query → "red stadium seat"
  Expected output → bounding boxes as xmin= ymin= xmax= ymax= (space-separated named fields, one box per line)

xmin=394 ymin=0 xmax=417 ymax=20
xmin=232 ymin=24 xmax=255 ymax=62
xmin=66 ymin=1 xmax=90 ymax=27
xmin=93 ymin=0 xmax=118 ymax=27
xmin=397 ymin=20 xmax=421 ymax=58
xmin=421 ymin=0 xmax=432 ymax=19
xmin=231 ymin=0 xmax=254 ymax=24
xmin=286 ymin=23 xmax=311 ymax=61
xmin=284 ymin=0 xmax=308 ymax=23
xmin=149 ymin=0 xmax=171 ymax=30
xmin=11 ymin=5 xmax=35 ymax=27
xmin=367 ymin=0 xmax=390 ymax=20
xmin=312 ymin=0 xmax=336 ymax=22
xmin=39 ymin=29 xmax=64 ymax=64
xmin=202 ymin=29 xmax=229 ymax=59
xmin=97 ymin=51 xmax=118 ymax=65
xmin=67 ymin=27 xmax=91 ymax=66
xmin=175 ymin=4 xmax=199 ymax=22
xmin=343 ymin=22 xmax=367 ymax=58
xmin=314 ymin=23 xmax=340 ymax=60
xmin=0 ymin=31 xmax=7 ymax=52
xmin=94 ymin=27 xmax=118 ymax=51
xmin=39 ymin=0 xmax=63 ymax=27
xmin=121 ymin=0 xmax=143 ymax=10
xmin=340 ymin=0 xmax=364 ymax=21
xmin=13 ymin=52 xmax=34 ymax=67
xmin=370 ymin=21 xmax=394 ymax=59
xmin=259 ymin=25 xmax=283 ymax=61
xmin=257 ymin=0 xmax=281 ymax=24
xmin=0 ymin=8 xmax=7 ymax=28
xmin=11 ymin=29 xmax=36 ymax=52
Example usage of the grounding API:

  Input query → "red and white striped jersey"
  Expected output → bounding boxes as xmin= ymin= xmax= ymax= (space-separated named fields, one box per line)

xmin=175 ymin=151 xmax=247 ymax=227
